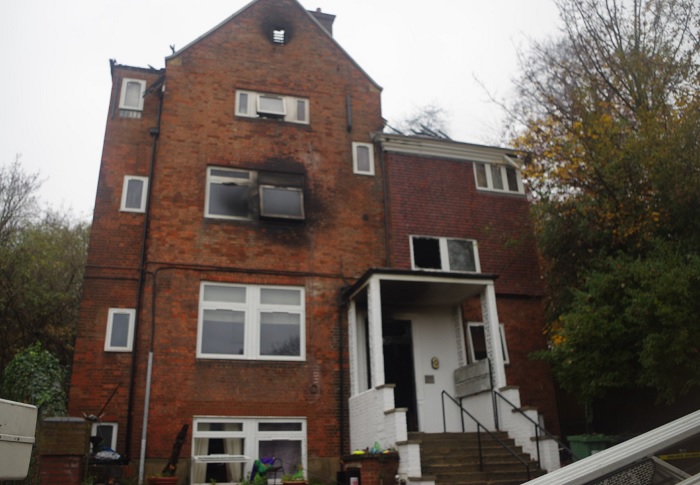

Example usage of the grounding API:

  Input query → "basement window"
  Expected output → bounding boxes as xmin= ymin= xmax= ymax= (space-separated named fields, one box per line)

xmin=411 ymin=236 xmax=480 ymax=273
xmin=236 ymin=90 xmax=309 ymax=124
xmin=205 ymin=167 xmax=305 ymax=221
xmin=91 ymin=422 xmax=118 ymax=452
xmin=191 ymin=417 xmax=306 ymax=485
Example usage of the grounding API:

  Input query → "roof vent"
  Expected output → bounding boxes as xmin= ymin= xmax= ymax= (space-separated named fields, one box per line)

xmin=272 ymin=29 xmax=286 ymax=45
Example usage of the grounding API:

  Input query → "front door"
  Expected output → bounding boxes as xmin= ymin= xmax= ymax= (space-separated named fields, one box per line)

xmin=383 ymin=320 xmax=418 ymax=431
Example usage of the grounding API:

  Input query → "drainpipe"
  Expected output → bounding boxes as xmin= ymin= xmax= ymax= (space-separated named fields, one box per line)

xmin=125 ymin=83 xmax=163 ymax=484
xmin=377 ymin=141 xmax=391 ymax=267
xmin=337 ymin=290 xmax=346 ymax=458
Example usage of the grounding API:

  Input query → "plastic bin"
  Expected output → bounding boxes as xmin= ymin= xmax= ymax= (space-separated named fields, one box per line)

xmin=0 ymin=399 xmax=38 ymax=480
xmin=568 ymin=434 xmax=616 ymax=461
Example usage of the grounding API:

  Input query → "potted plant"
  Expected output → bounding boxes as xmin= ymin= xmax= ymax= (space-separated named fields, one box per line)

xmin=281 ymin=465 xmax=306 ymax=485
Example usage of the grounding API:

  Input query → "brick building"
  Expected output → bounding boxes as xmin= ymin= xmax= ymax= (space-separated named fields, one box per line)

xmin=68 ymin=0 xmax=560 ymax=483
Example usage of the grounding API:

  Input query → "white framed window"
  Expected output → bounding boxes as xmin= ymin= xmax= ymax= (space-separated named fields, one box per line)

xmin=205 ymin=168 xmax=255 ymax=220
xmin=105 ymin=308 xmax=135 ymax=352
xmin=473 ymin=158 xmax=524 ymax=194
xmin=410 ymin=236 xmax=480 ymax=273
xmin=120 ymin=175 xmax=148 ymax=213
xmin=352 ymin=142 xmax=375 ymax=176
xmin=119 ymin=78 xmax=147 ymax=117
xmin=467 ymin=322 xmax=510 ymax=365
xmin=205 ymin=167 xmax=305 ymax=221
xmin=260 ymin=185 xmax=305 ymax=220
xmin=91 ymin=422 xmax=118 ymax=452
xmin=197 ymin=283 xmax=305 ymax=361
xmin=236 ymin=90 xmax=309 ymax=124
xmin=192 ymin=417 xmax=306 ymax=485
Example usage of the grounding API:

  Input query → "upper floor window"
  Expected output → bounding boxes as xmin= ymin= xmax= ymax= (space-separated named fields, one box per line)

xmin=352 ymin=142 xmax=375 ymax=176
xmin=120 ymin=175 xmax=148 ymax=213
xmin=236 ymin=90 xmax=309 ymax=124
xmin=197 ymin=283 xmax=305 ymax=361
xmin=119 ymin=78 xmax=146 ymax=118
xmin=105 ymin=308 xmax=135 ymax=352
xmin=410 ymin=236 xmax=480 ymax=273
xmin=473 ymin=159 xmax=524 ymax=194
xmin=205 ymin=167 xmax=304 ymax=221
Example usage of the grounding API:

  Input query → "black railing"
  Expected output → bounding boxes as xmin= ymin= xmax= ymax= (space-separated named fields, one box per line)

xmin=441 ymin=390 xmax=532 ymax=481
xmin=492 ymin=390 xmax=579 ymax=464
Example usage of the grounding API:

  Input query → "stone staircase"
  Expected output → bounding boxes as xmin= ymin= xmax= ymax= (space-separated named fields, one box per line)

xmin=411 ymin=431 xmax=547 ymax=485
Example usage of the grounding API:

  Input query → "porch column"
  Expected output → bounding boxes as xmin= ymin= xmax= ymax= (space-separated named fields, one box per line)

xmin=347 ymin=299 xmax=359 ymax=396
xmin=481 ymin=282 xmax=506 ymax=389
xmin=367 ymin=275 xmax=385 ymax=387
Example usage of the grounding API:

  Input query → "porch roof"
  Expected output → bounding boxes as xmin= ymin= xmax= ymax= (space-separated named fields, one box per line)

xmin=342 ymin=268 xmax=498 ymax=306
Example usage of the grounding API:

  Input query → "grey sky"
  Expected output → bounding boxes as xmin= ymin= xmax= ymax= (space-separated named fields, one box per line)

xmin=0 ymin=1 xmax=560 ymax=221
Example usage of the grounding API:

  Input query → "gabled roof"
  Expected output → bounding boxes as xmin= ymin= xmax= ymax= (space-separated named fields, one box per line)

xmin=165 ymin=0 xmax=382 ymax=90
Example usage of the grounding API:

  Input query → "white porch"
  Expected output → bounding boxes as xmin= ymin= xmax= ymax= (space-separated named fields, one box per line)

xmin=343 ymin=269 xmax=560 ymax=482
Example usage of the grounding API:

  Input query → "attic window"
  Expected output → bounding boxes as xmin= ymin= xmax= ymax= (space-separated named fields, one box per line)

xmin=272 ymin=29 xmax=286 ymax=44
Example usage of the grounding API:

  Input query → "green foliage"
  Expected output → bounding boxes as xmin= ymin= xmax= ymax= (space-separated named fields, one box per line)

xmin=1 ymin=342 xmax=67 ymax=416
xmin=510 ymin=0 xmax=700 ymax=406
xmin=0 ymin=158 xmax=89 ymax=373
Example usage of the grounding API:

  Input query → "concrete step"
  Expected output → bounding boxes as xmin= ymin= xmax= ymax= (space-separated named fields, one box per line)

xmin=413 ymin=432 xmax=547 ymax=485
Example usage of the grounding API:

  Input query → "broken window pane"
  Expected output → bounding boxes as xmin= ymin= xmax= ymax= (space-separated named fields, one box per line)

xmin=412 ymin=237 xmax=442 ymax=270
xmin=209 ymin=183 xmax=249 ymax=218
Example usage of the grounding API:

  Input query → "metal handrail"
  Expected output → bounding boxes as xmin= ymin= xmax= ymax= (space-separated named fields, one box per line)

xmin=441 ymin=390 xmax=531 ymax=481
xmin=493 ymin=390 xmax=579 ymax=463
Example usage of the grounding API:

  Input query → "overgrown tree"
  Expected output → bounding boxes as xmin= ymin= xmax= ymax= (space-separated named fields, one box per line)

xmin=1 ymin=342 xmax=67 ymax=417
xmin=509 ymin=0 xmax=700 ymax=406
xmin=0 ymin=159 xmax=89 ymax=375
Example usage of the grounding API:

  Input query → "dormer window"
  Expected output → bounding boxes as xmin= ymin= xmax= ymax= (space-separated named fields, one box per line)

xmin=236 ymin=90 xmax=309 ymax=125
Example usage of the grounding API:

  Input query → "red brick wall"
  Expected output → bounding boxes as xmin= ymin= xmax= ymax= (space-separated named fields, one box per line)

xmin=69 ymin=0 xmax=385 ymax=473
xmin=384 ymin=153 xmax=542 ymax=296
xmin=387 ymin=153 xmax=559 ymax=433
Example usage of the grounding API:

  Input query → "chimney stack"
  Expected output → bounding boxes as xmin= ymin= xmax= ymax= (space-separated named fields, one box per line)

xmin=309 ymin=8 xmax=335 ymax=36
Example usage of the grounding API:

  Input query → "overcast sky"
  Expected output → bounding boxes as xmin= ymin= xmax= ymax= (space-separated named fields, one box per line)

xmin=0 ymin=0 xmax=561 ymax=221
